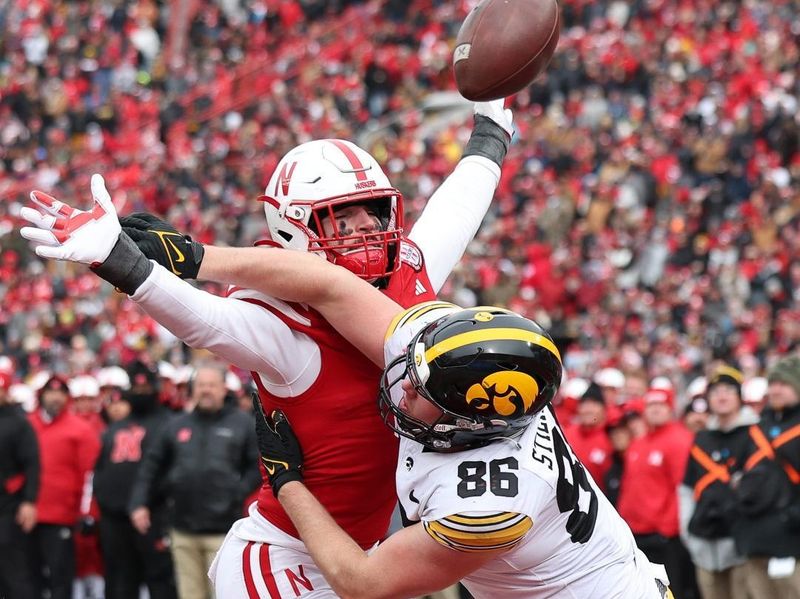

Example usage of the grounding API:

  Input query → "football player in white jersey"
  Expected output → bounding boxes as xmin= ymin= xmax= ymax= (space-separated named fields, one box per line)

xmin=101 ymin=244 xmax=672 ymax=598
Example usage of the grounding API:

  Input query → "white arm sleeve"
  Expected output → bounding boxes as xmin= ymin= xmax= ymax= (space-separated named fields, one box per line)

xmin=130 ymin=263 xmax=320 ymax=396
xmin=408 ymin=155 xmax=500 ymax=293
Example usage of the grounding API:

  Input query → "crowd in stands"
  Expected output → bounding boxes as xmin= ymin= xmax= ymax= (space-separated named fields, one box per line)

xmin=1 ymin=0 xmax=799 ymax=597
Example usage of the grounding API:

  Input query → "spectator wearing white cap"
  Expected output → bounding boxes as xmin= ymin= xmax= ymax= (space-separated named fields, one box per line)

xmin=618 ymin=386 xmax=700 ymax=599
xmin=68 ymin=374 xmax=106 ymax=599
xmin=594 ymin=367 xmax=626 ymax=408
xmin=97 ymin=366 xmax=131 ymax=424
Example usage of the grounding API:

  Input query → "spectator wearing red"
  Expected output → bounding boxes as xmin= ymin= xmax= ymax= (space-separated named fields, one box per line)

xmin=28 ymin=376 xmax=101 ymax=599
xmin=618 ymin=386 xmax=699 ymax=599
xmin=562 ymin=383 xmax=613 ymax=492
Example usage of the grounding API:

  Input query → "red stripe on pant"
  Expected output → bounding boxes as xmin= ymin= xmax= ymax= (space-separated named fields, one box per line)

xmin=260 ymin=543 xmax=282 ymax=598
xmin=242 ymin=542 xmax=260 ymax=599
xmin=242 ymin=541 xmax=283 ymax=598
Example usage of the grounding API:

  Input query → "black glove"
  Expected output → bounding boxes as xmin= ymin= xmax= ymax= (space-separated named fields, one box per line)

xmin=120 ymin=212 xmax=205 ymax=279
xmin=252 ymin=394 xmax=303 ymax=497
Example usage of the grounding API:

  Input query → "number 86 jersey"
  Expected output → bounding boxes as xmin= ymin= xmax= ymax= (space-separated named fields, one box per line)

xmin=396 ymin=408 xmax=663 ymax=598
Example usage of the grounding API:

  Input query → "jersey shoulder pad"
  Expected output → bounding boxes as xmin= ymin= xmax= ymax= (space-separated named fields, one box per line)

xmin=424 ymin=511 xmax=532 ymax=552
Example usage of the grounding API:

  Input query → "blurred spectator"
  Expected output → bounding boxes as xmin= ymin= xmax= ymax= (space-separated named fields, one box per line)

xmin=28 ymin=376 xmax=101 ymax=599
xmin=679 ymin=365 xmax=755 ymax=599
xmin=742 ymin=376 xmax=768 ymax=415
xmin=562 ymin=383 xmax=613 ymax=492
xmin=617 ymin=386 xmax=699 ymax=599
xmin=682 ymin=397 xmax=710 ymax=434
xmin=555 ymin=376 xmax=589 ymax=424
xmin=93 ymin=361 xmax=177 ymax=599
xmin=129 ymin=361 xmax=260 ymax=599
xmin=604 ymin=411 xmax=634 ymax=507
xmin=736 ymin=355 xmax=800 ymax=599
xmin=97 ymin=365 xmax=132 ymax=424
xmin=69 ymin=375 xmax=106 ymax=599
xmin=0 ymin=365 xmax=39 ymax=599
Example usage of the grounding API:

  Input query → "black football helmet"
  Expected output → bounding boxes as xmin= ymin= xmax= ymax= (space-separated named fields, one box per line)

xmin=378 ymin=306 xmax=563 ymax=451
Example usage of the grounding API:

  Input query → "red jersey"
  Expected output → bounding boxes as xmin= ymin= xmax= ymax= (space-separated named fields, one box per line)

xmin=562 ymin=423 xmax=613 ymax=492
xmin=29 ymin=409 xmax=101 ymax=526
xmin=617 ymin=421 xmax=693 ymax=537
xmin=239 ymin=240 xmax=435 ymax=548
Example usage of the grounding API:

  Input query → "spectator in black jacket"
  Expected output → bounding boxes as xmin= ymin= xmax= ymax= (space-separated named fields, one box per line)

xmin=93 ymin=360 xmax=177 ymax=599
xmin=0 ymin=368 xmax=39 ymax=599
xmin=679 ymin=365 xmax=756 ymax=599
xmin=736 ymin=355 xmax=800 ymax=599
xmin=129 ymin=360 xmax=261 ymax=599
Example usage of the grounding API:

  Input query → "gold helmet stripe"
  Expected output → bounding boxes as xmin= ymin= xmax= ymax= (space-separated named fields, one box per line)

xmin=384 ymin=301 xmax=458 ymax=341
xmin=424 ymin=328 xmax=562 ymax=364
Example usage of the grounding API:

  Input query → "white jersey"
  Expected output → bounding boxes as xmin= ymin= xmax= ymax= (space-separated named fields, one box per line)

xmin=384 ymin=304 xmax=664 ymax=599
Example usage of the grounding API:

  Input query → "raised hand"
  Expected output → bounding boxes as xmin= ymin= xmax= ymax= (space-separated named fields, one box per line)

xmin=20 ymin=174 xmax=121 ymax=266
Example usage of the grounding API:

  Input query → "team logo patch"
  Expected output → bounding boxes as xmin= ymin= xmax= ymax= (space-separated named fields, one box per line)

xmin=466 ymin=371 xmax=539 ymax=417
xmin=399 ymin=242 xmax=423 ymax=271
xmin=405 ymin=457 xmax=414 ymax=471
xmin=474 ymin=311 xmax=494 ymax=322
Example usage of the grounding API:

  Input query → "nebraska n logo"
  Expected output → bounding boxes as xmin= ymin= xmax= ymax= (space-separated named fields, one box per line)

xmin=274 ymin=161 xmax=298 ymax=196
xmin=154 ymin=231 xmax=186 ymax=276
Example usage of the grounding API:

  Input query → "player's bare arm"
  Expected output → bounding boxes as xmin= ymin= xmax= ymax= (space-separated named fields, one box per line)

xmin=198 ymin=245 xmax=399 ymax=365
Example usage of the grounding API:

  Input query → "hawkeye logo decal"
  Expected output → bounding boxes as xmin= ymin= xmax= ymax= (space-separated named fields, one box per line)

xmin=466 ymin=371 xmax=539 ymax=417
xmin=154 ymin=230 xmax=186 ymax=276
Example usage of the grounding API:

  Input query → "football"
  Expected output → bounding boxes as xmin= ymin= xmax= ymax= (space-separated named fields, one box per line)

xmin=453 ymin=0 xmax=561 ymax=101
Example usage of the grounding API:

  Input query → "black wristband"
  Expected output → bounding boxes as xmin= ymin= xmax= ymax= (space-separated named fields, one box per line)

xmin=463 ymin=114 xmax=511 ymax=168
xmin=92 ymin=233 xmax=154 ymax=295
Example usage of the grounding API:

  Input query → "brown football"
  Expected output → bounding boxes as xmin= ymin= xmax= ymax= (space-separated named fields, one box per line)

xmin=453 ymin=0 xmax=561 ymax=102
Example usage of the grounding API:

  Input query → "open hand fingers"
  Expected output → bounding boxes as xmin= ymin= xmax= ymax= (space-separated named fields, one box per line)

xmin=29 ymin=191 xmax=76 ymax=219
xmin=20 ymin=206 xmax=57 ymax=231
xmin=19 ymin=226 xmax=59 ymax=247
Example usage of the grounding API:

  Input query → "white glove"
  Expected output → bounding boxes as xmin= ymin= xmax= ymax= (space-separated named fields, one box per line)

xmin=20 ymin=174 xmax=121 ymax=266
xmin=474 ymin=99 xmax=514 ymax=138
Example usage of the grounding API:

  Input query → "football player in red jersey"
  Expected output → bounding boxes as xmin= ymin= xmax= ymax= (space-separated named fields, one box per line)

xmin=21 ymin=100 xmax=514 ymax=597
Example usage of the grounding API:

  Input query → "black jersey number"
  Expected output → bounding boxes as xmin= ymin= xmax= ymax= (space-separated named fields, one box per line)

xmin=457 ymin=457 xmax=519 ymax=498
xmin=552 ymin=427 xmax=598 ymax=543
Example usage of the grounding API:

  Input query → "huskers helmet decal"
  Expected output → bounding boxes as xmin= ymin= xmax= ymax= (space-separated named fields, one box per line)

xmin=466 ymin=371 xmax=539 ymax=416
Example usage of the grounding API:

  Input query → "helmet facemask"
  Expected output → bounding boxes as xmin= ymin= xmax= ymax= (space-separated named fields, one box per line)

xmin=260 ymin=188 xmax=403 ymax=281
xmin=306 ymin=192 xmax=402 ymax=280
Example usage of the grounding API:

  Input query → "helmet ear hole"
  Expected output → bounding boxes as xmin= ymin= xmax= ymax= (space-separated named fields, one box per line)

xmin=277 ymin=230 xmax=294 ymax=243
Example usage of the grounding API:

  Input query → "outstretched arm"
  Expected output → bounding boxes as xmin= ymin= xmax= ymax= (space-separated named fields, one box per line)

xmin=19 ymin=178 xmax=398 ymax=366
xmin=197 ymin=245 xmax=398 ymax=365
